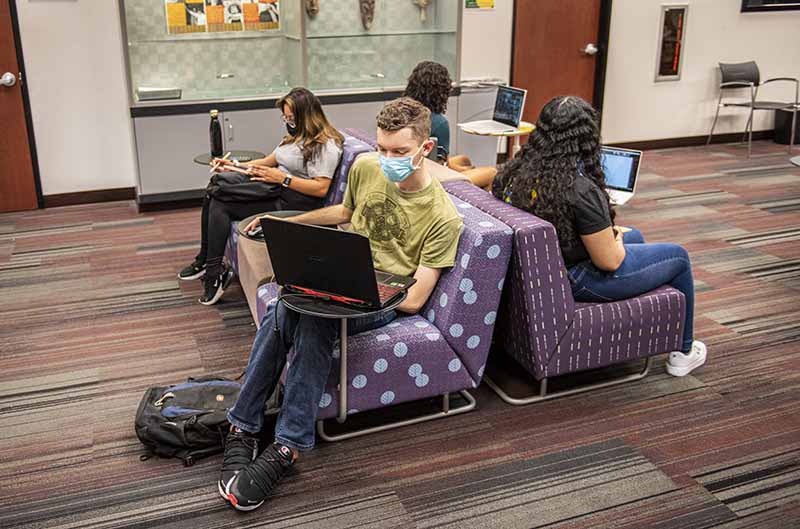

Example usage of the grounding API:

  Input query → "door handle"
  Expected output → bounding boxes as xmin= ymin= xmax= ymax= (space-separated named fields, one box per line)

xmin=1 ymin=72 xmax=17 ymax=87
xmin=581 ymin=43 xmax=599 ymax=56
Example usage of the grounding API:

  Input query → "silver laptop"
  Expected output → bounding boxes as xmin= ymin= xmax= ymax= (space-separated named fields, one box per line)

xmin=459 ymin=85 xmax=528 ymax=134
xmin=601 ymin=146 xmax=642 ymax=206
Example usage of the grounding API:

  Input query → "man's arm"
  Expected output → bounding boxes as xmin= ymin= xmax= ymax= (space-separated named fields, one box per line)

xmin=244 ymin=204 xmax=353 ymax=233
xmin=396 ymin=265 xmax=441 ymax=315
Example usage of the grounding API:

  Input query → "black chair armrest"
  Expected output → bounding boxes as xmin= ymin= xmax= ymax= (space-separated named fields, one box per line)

xmin=761 ymin=77 xmax=799 ymax=85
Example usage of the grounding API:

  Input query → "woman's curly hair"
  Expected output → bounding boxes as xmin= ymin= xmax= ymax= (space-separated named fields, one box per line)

xmin=403 ymin=61 xmax=452 ymax=115
xmin=492 ymin=96 xmax=613 ymax=242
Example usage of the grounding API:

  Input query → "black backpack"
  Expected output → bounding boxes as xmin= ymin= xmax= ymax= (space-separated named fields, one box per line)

xmin=135 ymin=376 xmax=242 ymax=466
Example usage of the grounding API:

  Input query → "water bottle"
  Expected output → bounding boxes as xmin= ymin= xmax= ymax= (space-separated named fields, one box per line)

xmin=209 ymin=109 xmax=223 ymax=157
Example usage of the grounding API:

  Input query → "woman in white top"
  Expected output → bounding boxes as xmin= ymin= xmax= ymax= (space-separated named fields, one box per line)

xmin=180 ymin=87 xmax=344 ymax=305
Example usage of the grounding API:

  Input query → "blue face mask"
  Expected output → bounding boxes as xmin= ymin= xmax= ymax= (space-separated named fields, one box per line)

xmin=379 ymin=143 xmax=425 ymax=183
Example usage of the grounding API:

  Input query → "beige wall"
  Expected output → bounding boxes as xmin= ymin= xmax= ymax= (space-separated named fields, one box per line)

xmin=15 ymin=0 xmax=138 ymax=196
xmin=601 ymin=0 xmax=800 ymax=143
xmin=460 ymin=0 xmax=514 ymax=82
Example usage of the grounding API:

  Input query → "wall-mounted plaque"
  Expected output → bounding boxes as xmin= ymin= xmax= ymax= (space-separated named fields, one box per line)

xmin=741 ymin=0 xmax=800 ymax=12
xmin=655 ymin=4 xmax=688 ymax=82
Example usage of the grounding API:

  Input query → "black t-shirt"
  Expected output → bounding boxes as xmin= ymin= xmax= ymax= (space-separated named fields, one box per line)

xmin=561 ymin=175 xmax=613 ymax=267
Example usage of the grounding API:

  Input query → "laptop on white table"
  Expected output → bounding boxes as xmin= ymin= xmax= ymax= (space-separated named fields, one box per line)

xmin=459 ymin=85 xmax=528 ymax=134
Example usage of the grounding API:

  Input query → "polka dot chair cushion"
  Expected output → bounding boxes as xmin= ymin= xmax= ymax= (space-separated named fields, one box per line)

xmin=315 ymin=315 xmax=474 ymax=421
xmin=251 ymin=191 xmax=513 ymax=420
xmin=443 ymin=180 xmax=687 ymax=380
xmin=324 ymin=133 xmax=375 ymax=207
xmin=341 ymin=128 xmax=378 ymax=150
xmin=420 ymin=194 xmax=513 ymax=384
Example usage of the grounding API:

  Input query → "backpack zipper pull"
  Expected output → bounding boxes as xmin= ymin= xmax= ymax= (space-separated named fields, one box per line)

xmin=154 ymin=392 xmax=175 ymax=407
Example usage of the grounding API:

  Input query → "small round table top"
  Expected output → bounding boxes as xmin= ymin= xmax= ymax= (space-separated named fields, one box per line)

xmin=193 ymin=150 xmax=266 ymax=165
xmin=237 ymin=210 xmax=304 ymax=241
xmin=278 ymin=287 xmax=406 ymax=320
xmin=459 ymin=121 xmax=535 ymax=137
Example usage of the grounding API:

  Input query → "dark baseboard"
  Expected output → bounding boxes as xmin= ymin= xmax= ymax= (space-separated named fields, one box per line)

xmin=136 ymin=198 xmax=204 ymax=212
xmin=43 ymin=187 xmax=136 ymax=208
xmin=135 ymin=189 xmax=205 ymax=212
xmin=609 ymin=130 xmax=773 ymax=151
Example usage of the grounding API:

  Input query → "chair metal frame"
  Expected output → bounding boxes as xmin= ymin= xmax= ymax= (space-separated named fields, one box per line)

xmin=707 ymin=62 xmax=798 ymax=157
xmin=484 ymin=356 xmax=653 ymax=405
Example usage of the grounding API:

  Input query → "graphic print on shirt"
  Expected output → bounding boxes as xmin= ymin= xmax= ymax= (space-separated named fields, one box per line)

xmin=359 ymin=192 xmax=410 ymax=248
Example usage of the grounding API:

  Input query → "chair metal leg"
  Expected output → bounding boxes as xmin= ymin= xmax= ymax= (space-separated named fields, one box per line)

xmin=747 ymin=108 xmax=754 ymax=158
xmin=789 ymin=109 xmax=797 ymax=153
xmin=484 ymin=356 xmax=653 ymax=406
xmin=316 ymin=390 xmax=476 ymax=442
xmin=706 ymin=105 xmax=722 ymax=146
xmin=742 ymin=111 xmax=753 ymax=144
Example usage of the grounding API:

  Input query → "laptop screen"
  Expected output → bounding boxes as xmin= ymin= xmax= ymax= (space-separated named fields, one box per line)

xmin=601 ymin=147 xmax=642 ymax=192
xmin=493 ymin=85 xmax=527 ymax=127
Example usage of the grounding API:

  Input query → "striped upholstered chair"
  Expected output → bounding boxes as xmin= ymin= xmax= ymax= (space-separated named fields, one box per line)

xmin=443 ymin=180 xmax=686 ymax=403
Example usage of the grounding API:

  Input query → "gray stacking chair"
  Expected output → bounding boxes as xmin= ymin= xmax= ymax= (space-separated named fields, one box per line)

xmin=707 ymin=61 xmax=798 ymax=157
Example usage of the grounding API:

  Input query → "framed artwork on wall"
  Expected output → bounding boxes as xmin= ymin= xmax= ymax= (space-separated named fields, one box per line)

xmin=655 ymin=4 xmax=688 ymax=82
xmin=741 ymin=0 xmax=800 ymax=12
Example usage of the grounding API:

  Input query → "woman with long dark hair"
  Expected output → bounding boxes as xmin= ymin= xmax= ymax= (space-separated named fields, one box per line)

xmin=493 ymin=96 xmax=706 ymax=377
xmin=180 ymin=87 xmax=344 ymax=306
xmin=404 ymin=61 xmax=497 ymax=188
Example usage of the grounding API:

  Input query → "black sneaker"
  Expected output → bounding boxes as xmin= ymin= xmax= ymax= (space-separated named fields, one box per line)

xmin=199 ymin=266 xmax=234 ymax=306
xmin=217 ymin=429 xmax=260 ymax=501
xmin=178 ymin=259 xmax=206 ymax=280
xmin=226 ymin=443 xmax=294 ymax=511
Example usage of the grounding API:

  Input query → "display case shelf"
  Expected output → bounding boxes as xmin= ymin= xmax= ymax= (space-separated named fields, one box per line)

xmin=120 ymin=0 xmax=460 ymax=106
xmin=307 ymin=29 xmax=457 ymax=39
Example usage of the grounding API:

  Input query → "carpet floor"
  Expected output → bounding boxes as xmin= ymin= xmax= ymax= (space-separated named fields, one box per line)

xmin=1 ymin=141 xmax=798 ymax=528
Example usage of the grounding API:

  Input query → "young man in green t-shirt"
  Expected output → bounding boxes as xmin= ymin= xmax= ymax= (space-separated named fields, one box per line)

xmin=220 ymin=97 xmax=463 ymax=512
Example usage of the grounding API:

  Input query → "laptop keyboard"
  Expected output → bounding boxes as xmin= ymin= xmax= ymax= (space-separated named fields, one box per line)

xmin=468 ymin=120 xmax=515 ymax=133
xmin=377 ymin=283 xmax=402 ymax=304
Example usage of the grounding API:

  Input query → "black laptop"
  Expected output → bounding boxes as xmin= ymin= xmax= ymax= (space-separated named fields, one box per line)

xmin=260 ymin=217 xmax=416 ymax=309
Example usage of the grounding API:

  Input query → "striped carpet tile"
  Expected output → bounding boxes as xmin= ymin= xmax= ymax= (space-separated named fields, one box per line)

xmin=0 ymin=141 xmax=799 ymax=528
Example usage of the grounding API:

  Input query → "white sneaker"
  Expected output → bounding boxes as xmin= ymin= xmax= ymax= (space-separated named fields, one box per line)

xmin=666 ymin=340 xmax=706 ymax=377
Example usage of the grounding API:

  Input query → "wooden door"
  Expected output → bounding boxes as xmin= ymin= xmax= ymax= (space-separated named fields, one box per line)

xmin=0 ymin=0 xmax=39 ymax=212
xmin=512 ymin=0 xmax=604 ymax=125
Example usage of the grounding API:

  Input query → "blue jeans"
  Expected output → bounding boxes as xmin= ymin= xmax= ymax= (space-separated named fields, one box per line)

xmin=227 ymin=300 xmax=396 ymax=452
xmin=567 ymin=228 xmax=695 ymax=353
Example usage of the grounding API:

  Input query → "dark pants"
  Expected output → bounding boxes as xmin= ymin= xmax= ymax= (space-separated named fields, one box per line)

xmin=196 ymin=192 xmax=281 ymax=277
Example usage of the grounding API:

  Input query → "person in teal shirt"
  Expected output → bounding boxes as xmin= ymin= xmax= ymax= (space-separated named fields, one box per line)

xmin=404 ymin=61 xmax=497 ymax=189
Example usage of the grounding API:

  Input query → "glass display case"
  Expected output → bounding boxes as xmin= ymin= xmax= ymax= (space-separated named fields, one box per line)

xmin=120 ymin=0 xmax=460 ymax=105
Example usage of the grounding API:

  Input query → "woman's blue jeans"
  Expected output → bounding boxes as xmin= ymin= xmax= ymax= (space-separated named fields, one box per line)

xmin=227 ymin=300 xmax=396 ymax=452
xmin=567 ymin=228 xmax=695 ymax=353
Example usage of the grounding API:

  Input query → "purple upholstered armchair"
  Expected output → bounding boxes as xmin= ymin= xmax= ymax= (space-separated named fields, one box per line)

xmin=252 ymin=193 xmax=513 ymax=440
xmin=225 ymin=132 xmax=375 ymax=276
xmin=443 ymin=180 xmax=686 ymax=403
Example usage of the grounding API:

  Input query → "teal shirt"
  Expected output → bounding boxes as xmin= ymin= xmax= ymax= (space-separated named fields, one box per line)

xmin=431 ymin=112 xmax=450 ymax=162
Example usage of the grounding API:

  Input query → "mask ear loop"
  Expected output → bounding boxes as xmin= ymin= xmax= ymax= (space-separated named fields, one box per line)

xmin=412 ymin=140 xmax=434 ymax=170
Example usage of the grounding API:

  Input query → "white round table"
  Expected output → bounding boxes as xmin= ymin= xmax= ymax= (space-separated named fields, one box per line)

xmin=458 ymin=121 xmax=535 ymax=157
